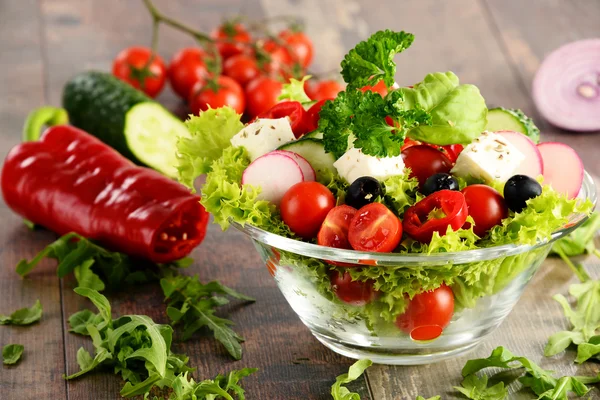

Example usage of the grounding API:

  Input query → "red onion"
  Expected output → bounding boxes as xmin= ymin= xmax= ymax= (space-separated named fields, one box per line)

xmin=532 ymin=39 xmax=600 ymax=131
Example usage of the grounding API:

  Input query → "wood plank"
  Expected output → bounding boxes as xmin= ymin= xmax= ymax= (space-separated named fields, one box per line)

xmin=0 ymin=1 xmax=68 ymax=399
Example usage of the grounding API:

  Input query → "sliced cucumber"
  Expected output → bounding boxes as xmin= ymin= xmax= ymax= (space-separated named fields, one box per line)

xmin=124 ymin=103 xmax=190 ymax=177
xmin=278 ymin=138 xmax=336 ymax=179
xmin=303 ymin=130 xmax=323 ymax=139
xmin=486 ymin=107 xmax=540 ymax=143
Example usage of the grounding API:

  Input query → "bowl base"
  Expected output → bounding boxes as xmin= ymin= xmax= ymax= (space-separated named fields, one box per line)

xmin=313 ymin=332 xmax=481 ymax=365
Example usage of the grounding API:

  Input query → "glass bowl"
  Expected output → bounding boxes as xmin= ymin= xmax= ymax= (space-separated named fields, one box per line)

xmin=232 ymin=172 xmax=597 ymax=365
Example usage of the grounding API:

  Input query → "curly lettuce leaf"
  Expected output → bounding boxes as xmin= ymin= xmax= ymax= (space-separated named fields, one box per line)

xmin=177 ymin=107 xmax=244 ymax=189
xmin=331 ymin=359 xmax=372 ymax=400
xmin=381 ymin=170 xmax=420 ymax=215
xmin=453 ymin=374 xmax=507 ymax=400
xmin=278 ymin=75 xmax=312 ymax=103
xmin=341 ymin=30 xmax=414 ymax=90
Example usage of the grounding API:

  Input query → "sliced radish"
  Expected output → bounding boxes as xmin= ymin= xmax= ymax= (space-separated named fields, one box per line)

xmin=496 ymin=130 xmax=544 ymax=178
xmin=271 ymin=150 xmax=316 ymax=181
xmin=537 ymin=142 xmax=584 ymax=199
xmin=242 ymin=152 xmax=304 ymax=205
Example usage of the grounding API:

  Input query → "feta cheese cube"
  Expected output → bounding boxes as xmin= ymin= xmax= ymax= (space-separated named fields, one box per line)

xmin=333 ymin=147 xmax=406 ymax=184
xmin=230 ymin=118 xmax=296 ymax=161
xmin=451 ymin=131 xmax=525 ymax=183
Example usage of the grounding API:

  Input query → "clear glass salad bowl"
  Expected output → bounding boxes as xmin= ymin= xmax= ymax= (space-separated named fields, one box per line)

xmin=232 ymin=172 xmax=597 ymax=365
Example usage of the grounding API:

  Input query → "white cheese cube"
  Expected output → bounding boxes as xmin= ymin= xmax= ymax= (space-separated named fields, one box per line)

xmin=451 ymin=131 xmax=525 ymax=183
xmin=230 ymin=118 xmax=296 ymax=161
xmin=333 ymin=147 xmax=406 ymax=184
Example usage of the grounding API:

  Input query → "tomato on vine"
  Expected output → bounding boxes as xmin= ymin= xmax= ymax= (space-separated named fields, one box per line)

xmin=211 ymin=22 xmax=252 ymax=59
xmin=305 ymin=80 xmax=344 ymax=102
xmin=112 ymin=46 xmax=167 ymax=98
xmin=168 ymin=47 xmax=209 ymax=100
xmin=223 ymin=54 xmax=260 ymax=87
xmin=278 ymin=29 xmax=314 ymax=68
xmin=244 ymin=76 xmax=283 ymax=118
xmin=189 ymin=75 xmax=245 ymax=115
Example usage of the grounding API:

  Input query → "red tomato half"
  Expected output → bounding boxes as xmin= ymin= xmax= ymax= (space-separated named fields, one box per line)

xmin=396 ymin=284 xmax=454 ymax=341
xmin=461 ymin=185 xmax=508 ymax=237
xmin=401 ymin=145 xmax=453 ymax=187
xmin=223 ymin=53 xmax=260 ymax=87
xmin=306 ymin=99 xmax=330 ymax=132
xmin=330 ymin=270 xmax=376 ymax=306
xmin=360 ymin=80 xmax=388 ymax=97
xmin=348 ymin=203 xmax=402 ymax=253
xmin=112 ymin=47 xmax=166 ymax=98
xmin=168 ymin=47 xmax=208 ymax=100
xmin=317 ymin=205 xmax=357 ymax=250
xmin=306 ymin=80 xmax=344 ymax=102
xmin=189 ymin=76 xmax=245 ymax=115
xmin=278 ymin=30 xmax=314 ymax=68
xmin=281 ymin=182 xmax=335 ymax=239
xmin=244 ymin=76 xmax=283 ymax=118
xmin=211 ymin=23 xmax=251 ymax=59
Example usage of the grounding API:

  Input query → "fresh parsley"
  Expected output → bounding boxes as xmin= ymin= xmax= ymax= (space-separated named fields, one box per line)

xmin=161 ymin=273 xmax=255 ymax=360
xmin=2 ymin=344 xmax=24 ymax=365
xmin=330 ymin=358 xmax=372 ymax=400
xmin=0 ymin=299 xmax=42 ymax=325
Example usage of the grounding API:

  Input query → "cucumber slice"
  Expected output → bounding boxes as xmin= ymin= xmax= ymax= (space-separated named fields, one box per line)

xmin=278 ymin=138 xmax=336 ymax=178
xmin=303 ymin=130 xmax=323 ymax=139
xmin=124 ymin=103 xmax=190 ymax=177
xmin=486 ymin=107 xmax=540 ymax=143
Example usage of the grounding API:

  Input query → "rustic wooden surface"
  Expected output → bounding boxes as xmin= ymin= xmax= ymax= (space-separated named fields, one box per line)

xmin=1 ymin=0 xmax=599 ymax=399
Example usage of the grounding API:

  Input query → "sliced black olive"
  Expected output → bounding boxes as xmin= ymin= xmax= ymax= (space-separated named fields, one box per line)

xmin=346 ymin=176 xmax=383 ymax=209
xmin=422 ymin=173 xmax=459 ymax=196
xmin=503 ymin=175 xmax=542 ymax=212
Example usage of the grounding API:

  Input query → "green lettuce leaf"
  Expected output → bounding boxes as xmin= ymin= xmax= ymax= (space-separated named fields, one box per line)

xmin=552 ymin=211 xmax=600 ymax=258
xmin=177 ymin=106 xmax=244 ymax=189
xmin=0 ymin=299 xmax=42 ymax=326
xmin=381 ymin=170 xmax=420 ymax=215
xmin=453 ymin=374 xmax=507 ymax=400
xmin=278 ymin=75 xmax=312 ymax=103
xmin=331 ymin=359 xmax=373 ymax=400
xmin=3 ymin=344 xmax=24 ymax=365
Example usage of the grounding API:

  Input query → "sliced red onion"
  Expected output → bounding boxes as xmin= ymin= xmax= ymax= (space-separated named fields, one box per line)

xmin=532 ymin=39 xmax=600 ymax=131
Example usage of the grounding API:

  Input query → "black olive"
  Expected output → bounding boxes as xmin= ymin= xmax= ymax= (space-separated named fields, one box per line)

xmin=503 ymin=175 xmax=542 ymax=212
xmin=346 ymin=176 xmax=383 ymax=209
xmin=421 ymin=173 xmax=459 ymax=196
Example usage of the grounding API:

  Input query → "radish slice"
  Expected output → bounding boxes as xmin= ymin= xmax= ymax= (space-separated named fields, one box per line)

xmin=271 ymin=150 xmax=316 ymax=181
xmin=532 ymin=39 xmax=600 ymax=131
xmin=242 ymin=152 xmax=304 ymax=205
xmin=537 ymin=142 xmax=584 ymax=199
xmin=496 ymin=130 xmax=544 ymax=178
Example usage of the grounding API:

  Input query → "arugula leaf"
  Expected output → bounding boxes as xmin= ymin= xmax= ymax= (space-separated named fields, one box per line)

xmin=2 ymin=344 xmax=24 ymax=365
xmin=177 ymin=106 xmax=244 ymax=189
xmin=453 ymin=374 xmax=507 ymax=400
xmin=527 ymin=376 xmax=596 ymax=399
xmin=575 ymin=335 xmax=600 ymax=363
xmin=158 ymin=368 xmax=257 ymax=400
xmin=161 ymin=273 xmax=254 ymax=360
xmin=278 ymin=75 xmax=313 ymax=103
xmin=68 ymin=309 xmax=103 ymax=335
xmin=341 ymin=30 xmax=414 ymax=90
xmin=74 ymin=260 xmax=105 ymax=291
xmin=0 ymin=299 xmax=42 ymax=325
xmin=330 ymin=359 xmax=372 ymax=400
xmin=416 ymin=397 xmax=441 ymax=400
xmin=551 ymin=211 xmax=600 ymax=258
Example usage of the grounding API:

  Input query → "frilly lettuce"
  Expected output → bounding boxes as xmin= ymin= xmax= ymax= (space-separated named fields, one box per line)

xmin=277 ymin=75 xmax=312 ymax=104
xmin=381 ymin=170 xmax=420 ymax=216
xmin=177 ymin=107 xmax=244 ymax=189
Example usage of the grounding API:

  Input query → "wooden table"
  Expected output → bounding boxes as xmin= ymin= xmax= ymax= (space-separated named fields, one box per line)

xmin=1 ymin=1 xmax=599 ymax=399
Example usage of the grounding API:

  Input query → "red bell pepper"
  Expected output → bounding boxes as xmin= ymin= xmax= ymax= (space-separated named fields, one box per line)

xmin=306 ymin=98 xmax=331 ymax=133
xmin=258 ymin=101 xmax=312 ymax=138
xmin=403 ymin=190 xmax=468 ymax=243
xmin=1 ymin=125 xmax=208 ymax=263
xmin=401 ymin=138 xmax=464 ymax=164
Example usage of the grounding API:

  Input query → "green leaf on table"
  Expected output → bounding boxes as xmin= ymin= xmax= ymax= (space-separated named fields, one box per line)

xmin=552 ymin=210 xmax=600 ymax=257
xmin=331 ymin=359 xmax=373 ymax=400
xmin=454 ymin=374 xmax=507 ymax=400
xmin=73 ymin=287 xmax=112 ymax=327
xmin=416 ymin=396 xmax=441 ymax=400
xmin=161 ymin=274 xmax=254 ymax=360
xmin=529 ymin=376 xmax=593 ymax=400
xmin=74 ymin=260 xmax=105 ymax=291
xmin=2 ymin=344 xmax=24 ymax=365
xmin=68 ymin=309 xmax=103 ymax=336
xmin=575 ymin=335 xmax=600 ymax=363
xmin=0 ymin=299 xmax=42 ymax=325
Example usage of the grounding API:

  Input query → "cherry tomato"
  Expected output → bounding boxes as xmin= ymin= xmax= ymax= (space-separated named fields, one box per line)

xmin=244 ymin=76 xmax=283 ymax=118
xmin=189 ymin=76 xmax=245 ymax=115
xmin=306 ymin=99 xmax=330 ymax=132
xmin=360 ymin=80 xmax=388 ymax=97
xmin=318 ymin=205 xmax=357 ymax=250
xmin=168 ymin=48 xmax=209 ymax=100
xmin=258 ymin=101 xmax=311 ymax=138
xmin=259 ymin=40 xmax=293 ymax=76
xmin=401 ymin=145 xmax=453 ymax=187
xmin=461 ymin=185 xmax=508 ymax=237
xmin=348 ymin=203 xmax=402 ymax=253
xmin=278 ymin=30 xmax=314 ymax=68
xmin=223 ymin=54 xmax=260 ymax=87
xmin=112 ymin=47 xmax=166 ymax=98
xmin=211 ymin=23 xmax=251 ymax=59
xmin=305 ymin=80 xmax=344 ymax=102
xmin=281 ymin=182 xmax=335 ymax=239
xmin=395 ymin=284 xmax=454 ymax=341
xmin=330 ymin=270 xmax=376 ymax=305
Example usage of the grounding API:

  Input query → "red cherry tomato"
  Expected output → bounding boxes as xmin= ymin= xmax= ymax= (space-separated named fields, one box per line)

xmin=401 ymin=139 xmax=464 ymax=164
xmin=278 ymin=30 xmax=314 ymax=68
xmin=305 ymin=99 xmax=330 ymax=132
xmin=330 ymin=270 xmax=376 ymax=305
xmin=189 ymin=76 xmax=245 ymax=115
xmin=211 ymin=23 xmax=251 ymax=59
xmin=360 ymin=80 xmax=388 ymax=97
xmin=305 ymin=80 xmax=345 ymax=102
xmin=403 ymin=190 xmax=468 ymax=243
xmin=112 ymin=47 xmax=166 ymax=98
xmin=281 ymin=182 xmax=335 ymax=239
xmin=258 ymin=101 xmax=312 ymax=138
xmin=348 ymin=203 xmax=402 ymax=253
xmin=395 ymin=284 xmax=454 ymax=341
xmin=223 ymin=54 xmax=260 ymax=87
xmin=401 ymin=145 xmax=453 ymax=187
xmin=461 ymin=185 xmax=508 ymax=237
xmin=167 ymin=47 xmax=209 ymax=100
xmin=317 ymin=205 xmax=357 ymax=250
xmin=244 ymin=76 xmax=283 ymax=118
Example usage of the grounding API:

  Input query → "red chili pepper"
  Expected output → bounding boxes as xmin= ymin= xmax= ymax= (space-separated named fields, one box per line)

xmin=306 ymin=98 xmax=331 ymax=133
xmin=258 ymin=101 xmax=312 ymax=138
xmin=403 ymin=190 xmax=468 ymax=243
xmin=401 ymin=138 xmax=464 ymax=164
xmin=1 ymin=125 xmax=209 ymax=263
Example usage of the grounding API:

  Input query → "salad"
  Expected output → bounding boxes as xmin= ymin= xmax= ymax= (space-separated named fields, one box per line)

xmin=176 ymin=30 xmax=593 ymax=342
